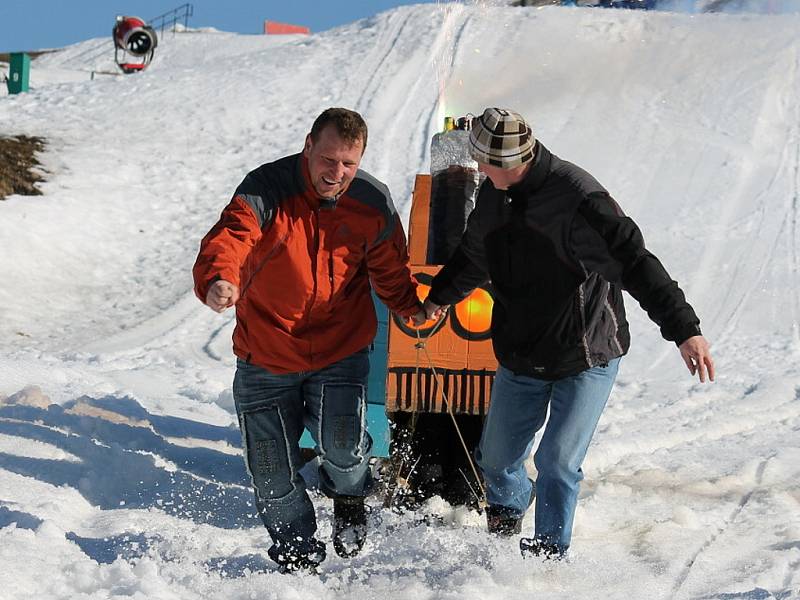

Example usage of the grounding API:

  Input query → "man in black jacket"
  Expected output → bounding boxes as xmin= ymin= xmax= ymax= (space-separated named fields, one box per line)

xmin=423 ymin=108 xmax=714 ymax=559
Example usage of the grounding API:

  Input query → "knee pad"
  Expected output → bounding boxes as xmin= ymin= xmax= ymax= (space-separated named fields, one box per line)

xmin=239 ymin=405 xmax=295 ymax=501
xmin=320 ymin=383 xmax=367 ymax=469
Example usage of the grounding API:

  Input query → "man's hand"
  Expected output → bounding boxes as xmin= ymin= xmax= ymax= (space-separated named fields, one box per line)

xmin=409 ymin=309 xmax=428 ymax=326
xmin=406 ymin=300 xmax=444 ymax=327
xmin=205 ymin=280 xmax=240 ymax=313
xmin=678 ymin=335 xmax=715 ymax=383
xmin=423 ymin=298 xmax=447 ymax=321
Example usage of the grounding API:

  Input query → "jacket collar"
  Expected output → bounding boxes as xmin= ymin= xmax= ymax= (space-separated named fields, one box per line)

xmin=507 ymin=141 xmax=551 ymax=200
xmin=297 ymin=153 xmax=322 ymax=210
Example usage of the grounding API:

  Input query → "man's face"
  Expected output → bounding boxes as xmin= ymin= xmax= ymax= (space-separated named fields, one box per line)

xmin=303 ymin=125 xmax=364 ymax=198
xmin=477 ymin=161 xmax=530 ymax=191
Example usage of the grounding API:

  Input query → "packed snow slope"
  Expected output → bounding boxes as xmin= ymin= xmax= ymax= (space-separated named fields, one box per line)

xmin=1 ymin=4 xmax=800 ymax=599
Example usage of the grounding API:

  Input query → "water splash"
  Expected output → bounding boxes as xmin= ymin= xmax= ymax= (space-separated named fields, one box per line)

xmin=432 ymin=0 xmax=510 ymax=129
xmin=432 ymin=2 xmax=465 ymax=129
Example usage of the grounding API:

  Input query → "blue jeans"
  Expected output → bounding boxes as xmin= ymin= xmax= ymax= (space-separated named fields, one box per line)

xmin=232 ymin=348 xmax=372 ymax=558
xmin=476 ymin=358 xmax=620 ymax=550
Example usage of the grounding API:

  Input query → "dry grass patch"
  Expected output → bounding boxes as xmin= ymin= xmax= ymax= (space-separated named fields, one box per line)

xmin=0 ymin=135 xmax=47 ymax=199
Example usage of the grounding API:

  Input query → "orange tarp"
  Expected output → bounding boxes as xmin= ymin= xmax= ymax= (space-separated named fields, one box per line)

xmin=263 ymin=20 xmax=310 ymax=35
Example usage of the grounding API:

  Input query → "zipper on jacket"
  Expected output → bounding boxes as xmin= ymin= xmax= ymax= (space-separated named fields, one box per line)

xmin=301 ymin=209 xmax=321 ymax=325
xmin=602 ymin=280 xmax=625 ymax=355
xmin=328 ymin=249 xmax=335 ymax=302
xmin=577 ymin=281 xmax=594 ymax=368
xmin=575 ymin=261 xmax=593 ymax=369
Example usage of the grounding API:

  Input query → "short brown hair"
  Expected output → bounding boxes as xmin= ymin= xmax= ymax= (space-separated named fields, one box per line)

xmin=310 ymin=107 xmax=368 ymax=151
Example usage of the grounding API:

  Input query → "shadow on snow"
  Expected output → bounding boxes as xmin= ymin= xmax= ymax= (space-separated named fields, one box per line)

xmin=0 ymin=394 xmax=267 ymax=565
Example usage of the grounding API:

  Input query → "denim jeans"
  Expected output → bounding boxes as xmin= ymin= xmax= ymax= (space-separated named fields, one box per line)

xmin=232 ymin=348 xmax=372 ymax=558
xmin=475 ymin=358 xmax=620 ymax=551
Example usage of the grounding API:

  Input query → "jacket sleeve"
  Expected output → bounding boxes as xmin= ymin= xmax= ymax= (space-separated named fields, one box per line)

xmin=427 ymin=203 xmax=490 ymax=306
xmin=192 ymin=195 xmax=262 ymax=303
xmin=366 ymin=213 xmax=422 ymax=318
xmin=578 ymin=191 xmax=701 ymax=345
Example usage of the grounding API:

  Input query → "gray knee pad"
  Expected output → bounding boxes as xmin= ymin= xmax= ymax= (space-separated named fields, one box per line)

xmin=239 ymin=405 xmax=296 ymax=501
xmin=320 ymin=383 xmax=367 ymax=469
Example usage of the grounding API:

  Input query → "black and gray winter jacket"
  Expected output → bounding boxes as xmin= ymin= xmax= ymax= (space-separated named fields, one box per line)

xmin=427 ymin=142 xmax=702 ymax=380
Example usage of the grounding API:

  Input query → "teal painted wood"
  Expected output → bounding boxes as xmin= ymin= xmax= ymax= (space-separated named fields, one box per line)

xmin=367 ymin=292 xmax=389 ymax=408
xmin=299 ymin=292 xmax=390 ymax=456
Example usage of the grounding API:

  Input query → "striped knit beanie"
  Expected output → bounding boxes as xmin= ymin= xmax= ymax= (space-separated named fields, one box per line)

xmin=468 ymin=108 xmax=534 ymax=169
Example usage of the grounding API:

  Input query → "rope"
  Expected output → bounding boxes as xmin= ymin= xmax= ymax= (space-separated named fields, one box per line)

xmin=413 ymin=326 xmax=489 ymax=510
xmin=383 ymin=315 xmax=490 ymax=511
xmin=381 ymin=318 xmax=426 ymax=509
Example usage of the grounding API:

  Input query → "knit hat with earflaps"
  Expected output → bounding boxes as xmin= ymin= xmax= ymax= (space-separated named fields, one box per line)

xmin=468 ymin=108 xmax=535 ymax=169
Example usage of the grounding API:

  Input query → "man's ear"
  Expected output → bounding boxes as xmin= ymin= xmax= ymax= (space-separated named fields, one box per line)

xmin=303 ymin=134 xmax=312 ymax=157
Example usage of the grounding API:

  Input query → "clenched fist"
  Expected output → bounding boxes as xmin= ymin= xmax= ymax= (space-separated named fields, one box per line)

xmin=205 ymin=280 xmax=240 ymax=313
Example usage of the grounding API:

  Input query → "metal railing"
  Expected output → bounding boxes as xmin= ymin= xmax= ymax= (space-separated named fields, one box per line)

xmin=149 ymin=3 xmax=194 ymax=35
xmin=64 ymin=38 xmax=112 ymax=67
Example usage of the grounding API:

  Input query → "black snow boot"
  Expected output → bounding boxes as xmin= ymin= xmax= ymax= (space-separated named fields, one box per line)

xmin=486 ymin=504 xmax=525 ymax=536
xmin=269 ymin=538 xmax=326 ymax=574
xmin=486 ymin=481 xmax=535 ymax=536
xmin=332 ymin=495 xmax=367 ymax=558
xmin=519 ymin=537 xmax=567 ymax=561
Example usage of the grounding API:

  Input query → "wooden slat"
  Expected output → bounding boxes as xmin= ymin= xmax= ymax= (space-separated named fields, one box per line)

xmin=386 ymin=367 xmax=495 ymax=416
xmin=408 ymin=174 xmax=432 ymax=265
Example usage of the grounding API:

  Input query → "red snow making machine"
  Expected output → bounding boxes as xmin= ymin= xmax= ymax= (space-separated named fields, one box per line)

xmin=112 ymin=15 xmax=158 ymax=74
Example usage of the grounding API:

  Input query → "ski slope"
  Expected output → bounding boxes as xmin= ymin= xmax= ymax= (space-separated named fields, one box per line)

xmin=1 ymin=4 xmax=799 ymax=599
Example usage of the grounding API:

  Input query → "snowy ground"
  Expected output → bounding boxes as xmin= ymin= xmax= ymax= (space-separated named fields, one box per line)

xmin=1 ymin=3 xmax=800 ymax=599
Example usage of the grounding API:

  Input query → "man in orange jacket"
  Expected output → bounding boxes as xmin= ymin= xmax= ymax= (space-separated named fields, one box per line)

xmin=193 ymin=107 xmax=425 ymax=572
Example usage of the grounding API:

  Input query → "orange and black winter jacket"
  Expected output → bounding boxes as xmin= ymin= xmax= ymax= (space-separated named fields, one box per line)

xmin=193 ymin=153 xmax=421 ymax=374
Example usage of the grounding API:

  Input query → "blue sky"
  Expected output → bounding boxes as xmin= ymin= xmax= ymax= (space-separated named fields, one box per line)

xmin=0 ymin=1 xmax=440 ymax=53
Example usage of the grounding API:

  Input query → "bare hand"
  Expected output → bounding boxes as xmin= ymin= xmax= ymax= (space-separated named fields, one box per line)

xmin=409 ymin=309 xmax=428 ymax=326
xmin=423 ymin=298 xmax=447 ymax=321
xmin=679 ymin=335 xmax=715 ymax=383
xmin=205 ymin=280 xmax=240 ymax=313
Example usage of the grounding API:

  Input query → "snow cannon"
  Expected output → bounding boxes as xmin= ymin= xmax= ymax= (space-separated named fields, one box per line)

xmin=112 ymin=15 xmax=158 ymax=74
xmin=383 ymin=114 xmax=497 ymax=509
